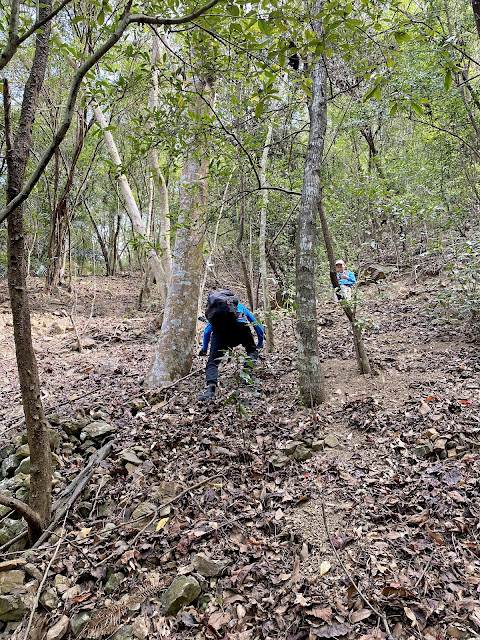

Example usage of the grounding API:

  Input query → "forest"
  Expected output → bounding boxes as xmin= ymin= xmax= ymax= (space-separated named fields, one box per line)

xmin=1 ymin=0 xmax=480 ymax=638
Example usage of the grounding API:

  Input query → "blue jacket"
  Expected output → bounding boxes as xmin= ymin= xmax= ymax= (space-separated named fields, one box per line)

xmin=202 ymin=303 xmax=264 ymax=351
xmin=337 ymin=270 xmax=356 ymax=287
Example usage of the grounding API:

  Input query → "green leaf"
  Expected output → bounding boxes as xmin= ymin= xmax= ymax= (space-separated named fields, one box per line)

xmin=373 ymin=86 xmax=381 ymax=100
xmin=257 ymin=19 xmax=272 ymax=36
xmin=444 ymin=69 xmax=453 ymax=91
xmin=389 ymin=103 xmax=398 ymax=116
xmin=363 ymin=85 xmax=379 ymax=101
xmin=97 ymin=9 xmax=105 ymax=24
xmin=394 ymin=31 xmax=411 ymax=44
xmin=411 ymin=101 xmax=424 ymax=115
xmin=255 ymin=101 xmax=264 ymax=118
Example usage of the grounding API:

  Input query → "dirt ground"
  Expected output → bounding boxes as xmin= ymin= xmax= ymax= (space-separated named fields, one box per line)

xmin=0 ymin=273 xmax=479 ymax=640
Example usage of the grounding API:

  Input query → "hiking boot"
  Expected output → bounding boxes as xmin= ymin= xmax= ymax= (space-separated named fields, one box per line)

xmin=198 ymin=384 xmax=216 ymax=401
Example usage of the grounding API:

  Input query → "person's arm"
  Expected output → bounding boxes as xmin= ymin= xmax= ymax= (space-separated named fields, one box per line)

xmin=347 ymin=271 xmax=356 ymax=285
xmin=202 ymin=324 xmax=213 ymax=352
xmin=243 ymin=306 xmax=264 ymax=346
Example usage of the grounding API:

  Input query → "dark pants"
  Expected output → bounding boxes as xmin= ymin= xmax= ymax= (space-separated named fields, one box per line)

xmin=206 ymin=323 xmax=258 ymax=385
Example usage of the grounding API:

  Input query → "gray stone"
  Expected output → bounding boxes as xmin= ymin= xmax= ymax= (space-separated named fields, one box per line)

xmin=193 ymin=553 xmax=229 ymax=577
xmin=414 ymin=444 xmax=432 ymax=459
xmin=105 ymin=572 xmax=124 ymax=594
xmin=132 ymin=502 xmax=156 ymax=522
xmin=294 ymin=444 xmax=312 ymax=461
xmin=111 ymin=625 xmax=133 ymax=640
xmin=0 ymin=595 xmax=29 ymax=622
xmin=312 ymin=439 xmax=324 ymax=451
xmin=161 ymin=576 xmax=201 ymax=616
xmin=0 ymin=445 xmax=15 ymax=461
xmin=0 ymin=571 xmax=25 ymax=595
xmin=0 ymin=519 xmax=25 ymax=546
xmin=40 ymin=587 xmax=59 ymax=610
xmin=324 ymin=434 xmax=340 ymax=448
xmin=120 ymin=450 xmax=142 ymax=466
xmin=269 ymin=453 xmax=290 ymax=469
xmin=5 ymin=621 xmax=22 ymax=632
xmin=15 ymin=457 xmax=30 ymax=475
xmin=61 ymin=417 xmax=89 ymax=436
xmin=446 ymin=626 xmax=469 ymax=639
xmin=284 ymin=441 xmax=302 ymax=455
xmin=48 ymin=429 xmax=62 ymax=451
xmin=2 ymin=455 xmax=19 ymax=477
xmin=46 ymin=614 xmax=69 ymax=640
xmin=15 ymin=445 xmax=30 ymax=460
xmin=80 ymin=421 xmax=117 ymax=442
xmin=77 ymin=502 xmax=92 ymax=518
xmin=70 ymin=611 xmax=91 ymax=636
xmin=62 ymin=443 xmax=74 ymax=454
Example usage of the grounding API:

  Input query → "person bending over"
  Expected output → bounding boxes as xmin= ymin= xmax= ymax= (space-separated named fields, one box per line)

xmin=198 ymin=289 xmax=264 ymax=401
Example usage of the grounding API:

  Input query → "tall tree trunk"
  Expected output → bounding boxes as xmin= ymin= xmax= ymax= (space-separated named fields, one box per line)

xmin=145 ymin=77 xmax=214 ymax=388
xmin=259 ymin=122 xmax=275 ymax=352
xmin=4 ymin=0 xmax=53 ymax=541
xmin=148 ymin=34 xmax=172 ymax=282
xmin=318 ymin=203 xmax=371 ymax=374
xmin=295 ymin=0 xmax=326 ymax=406
xmin=237 ymin=168 xmax=255 ymax=310
xmin=472 ymin=0 xmax=480 ymax=39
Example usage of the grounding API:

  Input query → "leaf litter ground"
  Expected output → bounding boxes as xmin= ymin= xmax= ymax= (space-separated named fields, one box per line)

xmin=0 ymin=275 xmax=479 ymax=640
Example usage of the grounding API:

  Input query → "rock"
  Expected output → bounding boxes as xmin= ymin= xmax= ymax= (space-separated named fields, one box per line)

xmin=419 ymin=402 xmax=430 ymax=416
xmin=324 ymin=434 xmax=340 ymax=448
xmin=46 ymin=614 xmax=69 ymax=640
xmin=126 ymin=399 xmax=146 ymax=412
xmin=132 ymin=502 xmax=156 ymax=523
xmin=125 ymin=463 xmax=137 ymax=475
xmin=2 ymin=454 xmax=19 ymax=477
xmin=71 ymin=337 xmax=95 ymax=351
xmin=155 ymin=481 xmax=182 ymax=499
xmin=48 ymin=429 xmax=62 ymax=451
xmin=284 ymin=441 xmax=302 ymax=455
xmin=434 ymin=438 xmax=447 ymax=453
xmin=77 ymin=502 xmax=92 ymax=518
xmin=293 ymin=444 xmax=312 ymax=461
xmin=446 ymin=625 xmax=469 ymax=639
xmin=161 ymin=576 xmax=201 ymax=616
xmin=80 ymin=421 xmax=117 ymax=442
xmin=51 ymin=323 xmax=65 ymax=334
xmin=0 ymin=519 xmax=25 ymax=546
xmin=0 ymin=594 xmax=29 ymax=621
xmin=193 ymin=553 xmax=229 ymax=577
xmin=423 ymin=428 xmax=439 ymax=440
xmin=15 ymin=457 xmax=30 ymax=475
xmin=0 ymin=570 xmax=25 ymax=594
xmin=363 ymin=264 xmax=395 ymax=283
xmin=121 ymin=450 xmax=142 ymax=466
xmin=414 ymin=444 xmax=432 ymax=459
xmin=40 ymin=587 xmax=59 ymax=610
xmin=312 ymin=439 xmax=324 ymax=451
xmin=70 ymin=610 xmax=91 ymax=636
xmin=105 ymin=572 xmax=124 ymax=594
xmin=53 ymin=575 xmax=71 ymax=595
xmin=15 ymin=444 xmax=30 ymax=460
xmin=268 ymin=453 xmax=290 ymax=469
xmin=111 ymin=625 xmax=133 ymax=640
xmin=0 ymin=558 xmax=26 ymax=572
xmin=61 ymin=418 xmax=89 ymax=436
xmin=132 ymin=616 xmax=149 ymax=640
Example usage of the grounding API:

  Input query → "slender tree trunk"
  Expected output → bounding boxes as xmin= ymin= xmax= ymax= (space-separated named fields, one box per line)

xmin=148 ymin=34 xmax=172 ymax=282
xmin=145 ymin=77 xmax=214 ymax=388
xmin=85 ymin=203 xmax=111 ymax=274
xmin=237 ymin=169 xmax=255 ymax=310
xmin=473 ymin=0 xmax=480 ymax=39
xmin=3 ymin=0 xmax=53 ymax=541
xmin=295 ymin=0 xmax=326 ymax=406
xmin=318 ymin=203 xmax=371 ymax=374
xmin=259 ymin=123 xmax=275 ymax=352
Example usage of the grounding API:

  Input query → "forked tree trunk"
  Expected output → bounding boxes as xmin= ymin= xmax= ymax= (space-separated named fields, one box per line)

xmin=318 ymin=202 xmax=371 ymax=374
xmin=145 ymin=77 xmax=214 ymax=388
xmin=3 ymin=1 xmax=53 ymax=541
xmin=295 ymin=0 xmax=327 ymax=406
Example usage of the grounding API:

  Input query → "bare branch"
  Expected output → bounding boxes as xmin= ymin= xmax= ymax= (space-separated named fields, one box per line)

xmin=0 ymin=0 xmax=74 ymax=71
xmin=129 ymin=0 xmax=222 ymax=25
xmin=0 ymin=494 xmax=43 ymax=536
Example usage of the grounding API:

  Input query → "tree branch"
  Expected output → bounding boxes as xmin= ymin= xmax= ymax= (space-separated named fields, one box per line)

xmin=0 ymin=0 xmax=74 ymax=70
xmin=0 ymin=494 xmax=42 ymax=535
xmin=129 ymin=0 xmax=222 ymax=25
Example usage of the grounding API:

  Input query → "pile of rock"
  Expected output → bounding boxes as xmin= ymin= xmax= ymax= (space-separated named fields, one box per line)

xmin=410 ymin=427 xmax=473 ymax=460
xmin=268 ymin=433 xmax=340 ymax=469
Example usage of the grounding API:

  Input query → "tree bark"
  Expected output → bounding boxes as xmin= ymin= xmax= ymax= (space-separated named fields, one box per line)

xmin=237 ymin=168 xmax=255 ymax=310
xmin=259 ymin=124 xmax=274 ymax=352
xmin=4 ymin=0 xmax=53 ymax=541
xmin=295 ymin=0 xmax=326 ymax=406
xmin=145 ymin=77 xmax=214 ymax=388
xmin=473 ymin=0 xmax=480 ymax=39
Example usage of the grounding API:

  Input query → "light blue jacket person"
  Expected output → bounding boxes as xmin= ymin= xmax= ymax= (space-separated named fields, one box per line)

xmin=334 ymin=260 xmax=356 ymax=301
xmin=202 ymin=303 xmax=264 ymax=352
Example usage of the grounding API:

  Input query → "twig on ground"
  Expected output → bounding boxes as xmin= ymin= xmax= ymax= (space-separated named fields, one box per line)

xmin=320 ymin=500 xmax=395 ymax=639
xmin=68 ymin=309 xmax=83 ymax=353
xmin=414 ymin=549 xmax=435 ymax=589
xmin=22 ymin=512 xmax=68 ymax=640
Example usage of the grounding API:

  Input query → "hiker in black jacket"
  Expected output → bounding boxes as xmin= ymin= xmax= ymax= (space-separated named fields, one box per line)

xmin=198 ymin=290 xmax=264 ymax=401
